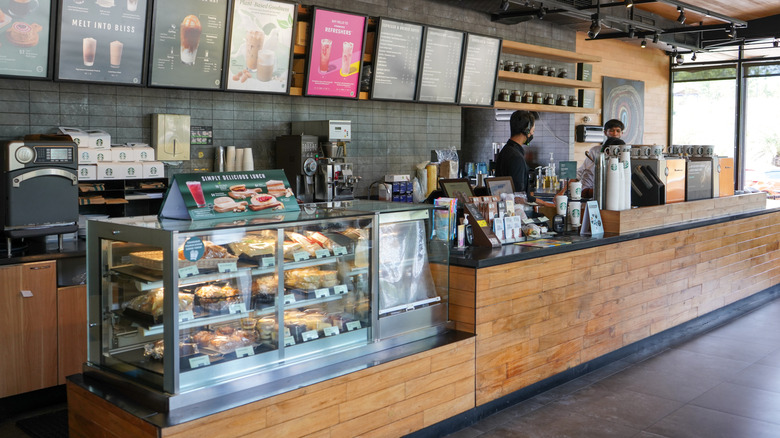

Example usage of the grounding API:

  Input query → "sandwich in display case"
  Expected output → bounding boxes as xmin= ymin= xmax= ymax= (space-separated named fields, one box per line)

xmin=84 ymin=201 xmax=449 ymax=412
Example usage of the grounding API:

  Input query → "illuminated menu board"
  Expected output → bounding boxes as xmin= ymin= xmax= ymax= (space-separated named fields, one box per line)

xmin=416 ymin=27 xmax=464 ymax=104
xmin=458 ymin=33 xmax=501 ymax=107
xmin=304 ymin=8 xmax=366 ymax=99
xmin=225 ymin=0 xmax=296 ymax=93
xmin=148 ymin=0 xmax=228 ymax=89
xmin=370 ymin=18 xmax=423 ymax=102
xmin=56 ymin=0 xmax=148 ymax=84
xmin=0 ymin=0 xmax=52 ymax=78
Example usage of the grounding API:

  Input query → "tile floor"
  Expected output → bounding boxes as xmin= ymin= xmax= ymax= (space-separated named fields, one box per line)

xmin=446 ymin=297 xmax=780 ymax=438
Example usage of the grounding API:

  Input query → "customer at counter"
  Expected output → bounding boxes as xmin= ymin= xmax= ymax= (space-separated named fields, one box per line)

xmin=495 ymin=110 xmax=539 ymax=197
xmin=577 ymin=119 xmax=624 ymax=198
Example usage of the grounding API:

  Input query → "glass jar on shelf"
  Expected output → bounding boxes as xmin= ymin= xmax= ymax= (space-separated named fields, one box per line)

xmin=533 ymin=92 xmax=543 ymax=104
xmin=557 ymin=94 xmax=568 ymax=106
xmin=568 ymin=95 xmax=578 ymax=107
xmin=544 ymin=93 xmax=555 ymax=105
xmin=558 ymin=68 xmax=568 ymax=78
xmin=503 ymin=61 xmax=515 ymax=72
xmin=511 ymin=90 xmax=523 ymax=103
xmin=547 ymin=67 xmax=556 ymax=77
xmin=523 ymin=63 xmax=536 ymax=74
xmin=523 ymin=91 xmax=534 ymax=103
xmin=514 ymin=62 xmax=524 ymax=73
xmin=497 ymin=89 xmax=510 ymax=101
xmin=537 ymin=65 xmax=548 ymax=76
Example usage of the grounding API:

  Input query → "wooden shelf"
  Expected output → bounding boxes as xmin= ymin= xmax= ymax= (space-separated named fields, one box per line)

xmin=501 ymin=40 xmax=601 ymax=64
xmin=493 ymin=101 xmax=596 ymax=114
xmin=497 ymin=70 xmax=600 ymax=89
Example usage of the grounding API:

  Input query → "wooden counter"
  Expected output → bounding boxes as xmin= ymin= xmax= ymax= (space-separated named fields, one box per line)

xmin=450 ymin=210 xmax=780 ymax=406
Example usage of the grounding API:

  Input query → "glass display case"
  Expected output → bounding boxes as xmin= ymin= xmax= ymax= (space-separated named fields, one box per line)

xmin=85 ymin=201 xmax=449 ymax=410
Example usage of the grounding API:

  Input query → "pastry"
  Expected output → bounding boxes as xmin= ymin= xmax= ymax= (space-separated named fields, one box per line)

xmin=284 ymin=267 xmax=338 ymax=290
xmin=6 ymin=22 xmax=41 ymax=47
xmin=177 ymin=240 xmax=230 ymax=260
xmin=124 ymin=289 xmax=194 ymax=318
xmin=228 ymin=232 xmax=275 ymax=257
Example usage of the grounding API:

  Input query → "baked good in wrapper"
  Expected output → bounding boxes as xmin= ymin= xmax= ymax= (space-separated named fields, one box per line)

xmin=123 ymin=289 xmax=194 ymax=318
xmin=192 ymin=329 xmax=256 ymax=354
xmin=229 ymin=231 xmax=276 ymax=257
xmin=194 ymin=283 xmax=243 ymax=313
xmin=143 ymin=340 xmax=199 ymax=360
xmin=178 ymin=240 xmax=230 ymax=260
xmin=284 ymin=267 xmax=338 ymax=290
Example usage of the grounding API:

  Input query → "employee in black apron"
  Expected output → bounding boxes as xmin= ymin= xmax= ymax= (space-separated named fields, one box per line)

xmin=495 ymin=110 xmax=538 ymax=197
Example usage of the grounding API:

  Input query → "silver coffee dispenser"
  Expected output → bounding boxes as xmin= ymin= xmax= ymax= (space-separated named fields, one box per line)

xmin=290 ymin=120 xmax=359 ymax=201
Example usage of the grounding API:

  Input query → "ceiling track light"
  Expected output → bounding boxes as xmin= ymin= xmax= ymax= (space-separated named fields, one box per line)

xmin=640 ymin=38 xmax=647 ymax=48
xmin=500 ymin=0 xmax=510 ymax=12
xmin=625 ymin=0 xmax=633 ymax=7
xmin=588 ymin=15 xmax=601 ymax=39
xmin=691 ymin=52 xmax=697 ymax=61
xmin=537 ymin=4 xmax=546 ymax=19
xmin=628 ymin=26 xmax=635 ymax=38
xmin=726 ymin=23 xmax=735 ymax=38
xmin=652 ymin=33 xmax=659 ymax=44
xmin=677 ymin=7 xmax=686 ymax=24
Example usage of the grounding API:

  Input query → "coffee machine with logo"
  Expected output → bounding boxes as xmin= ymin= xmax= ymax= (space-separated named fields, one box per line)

xmin=290 ymin=120 xmax=359 ymax=202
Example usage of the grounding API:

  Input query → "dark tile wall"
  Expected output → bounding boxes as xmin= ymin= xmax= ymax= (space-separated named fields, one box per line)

xmin=0 ymin=0 xmax=576 ymax=197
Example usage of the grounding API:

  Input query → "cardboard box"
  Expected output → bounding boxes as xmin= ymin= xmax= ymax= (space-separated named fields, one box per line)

xmin=96 ymin=163 xmax=122 ymax=179
xmin=77 ymin=148 xmax=98 ymax=164
xmin=143 ymin=161 xmax=164 ymax=178
xmin=87 ymin=130 xmax=111 ymax=149
xmin=134 ymin=146 xmax=155 ymax=161
xmin=94 ymin=149 xmax=112 ymax=162
xmin=295 ymin=21 xmax=308 ymax=46
xmin=111 ymin=146 xmax=135 ymax=162
xmin=59 ymin=127 xmax=89 ymax=147
xmin=124 ymin=162 xmax=142 ymax=179
xmin=78 ymin=165 xmax=97 ymax=181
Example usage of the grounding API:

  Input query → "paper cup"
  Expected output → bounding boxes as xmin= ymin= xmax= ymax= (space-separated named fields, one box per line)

xmin=568 ymin=200 xmax=581 ymax=227
xmin=555 ymin=195 xmax=568 ymax=215
xmin=569 ymin=181 xmax=582 ymax=200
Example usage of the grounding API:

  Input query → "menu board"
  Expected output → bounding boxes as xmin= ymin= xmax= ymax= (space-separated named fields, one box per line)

xmin=457 ymin=33 xmax=501 ymax=107
xmin=304 ymin=8 xmax=366 ymax=99
xmin=0 ymin=0 xmax=53 ymax=78
xmin=56 ymin=0 xmax=148 ymax=84
xmin=369 ymin=18 xmax=423 ymax=101
xmin=416 ymin=27 xmax=464 ymax=104
xmin=148 ymin=0 xmax=228 ymax=89
xmin=225 ymin=0 xmax=295 ymax=94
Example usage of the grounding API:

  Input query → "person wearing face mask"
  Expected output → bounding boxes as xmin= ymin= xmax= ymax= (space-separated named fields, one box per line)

xmin=577 ymin=119 xmax=624 ymax=198
xmin=495 ymin=110 xmax=539 ymax=197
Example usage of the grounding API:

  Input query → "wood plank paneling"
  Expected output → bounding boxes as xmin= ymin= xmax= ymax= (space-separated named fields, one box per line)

xmin=469 ymin=212 xmax=780 ymax=406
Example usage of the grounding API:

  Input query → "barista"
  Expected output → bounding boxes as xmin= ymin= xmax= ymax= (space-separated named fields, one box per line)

xmin=495 ymin=110 xmax=539 ymax=197
xmin=577 ymin=119 xmax=625 ymax=198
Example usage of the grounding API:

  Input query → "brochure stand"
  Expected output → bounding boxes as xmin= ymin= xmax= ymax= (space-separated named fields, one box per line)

xmin=580 ymin=200 xmax=604 ymax=236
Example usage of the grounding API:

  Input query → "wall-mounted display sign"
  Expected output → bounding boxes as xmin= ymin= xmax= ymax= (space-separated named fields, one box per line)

xmin=369 ymin=18 xmax=423 ymax=102
xmin=225 ymin=0 xmax=295 ymax=94
xmin=56 ymin=0 xmax=148 ymax=84
xmin=148 ymin=0 xmax=228 ymax=89
xmin=416 ymin=26 xmax=464 ymax=104
xmin=458 ymin=33 xmax=501 ymax=107
xmin=304 ymin=8 xmax=366 ymax=99
xmin=0 ymin=0 xmax=53 ymax=78
xmin=160 ymin=170 xmax=300 ymax=221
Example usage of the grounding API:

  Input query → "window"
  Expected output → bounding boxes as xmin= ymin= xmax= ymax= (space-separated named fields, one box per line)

xmin=744 ymin=63 xmax=780 ymax=198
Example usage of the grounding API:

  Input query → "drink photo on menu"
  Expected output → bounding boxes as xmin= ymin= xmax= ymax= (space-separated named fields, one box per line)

xmin=225 ymin=0 xmax=295 ymax=93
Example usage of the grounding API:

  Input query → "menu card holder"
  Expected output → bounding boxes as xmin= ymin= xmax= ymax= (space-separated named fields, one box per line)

xmin=463 ymin=203 xmax=501 ymax=247
xmin=580 ymin=201 xmax=604 ymax=236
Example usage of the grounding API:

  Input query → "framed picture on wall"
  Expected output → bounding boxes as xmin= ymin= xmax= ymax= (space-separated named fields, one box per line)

xmin=0 ymin=0 xmax=54 ymax=79
xmin=55 ymin=0 xmax=149 ymax=84
xmin=148 ymin=0 xmax=229 ymax=90
xmin=224 ymin=0 xmax=296 ymax=94
xmin=304 ymin=7 xmax=367 ymax=99
xmin=603 ymin=76 xmax=645 ymax=144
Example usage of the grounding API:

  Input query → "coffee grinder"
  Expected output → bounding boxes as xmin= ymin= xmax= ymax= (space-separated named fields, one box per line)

xmin=275 ymin=134 xmax=319 ymax=202
xmin=290 ymin=120 xmax=359 ymax=202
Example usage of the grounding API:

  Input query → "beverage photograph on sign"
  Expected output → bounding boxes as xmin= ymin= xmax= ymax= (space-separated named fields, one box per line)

xmin=55 ymin=0 xmax=149 ymax=84
xmin=0 ymin=0 xmax=53 ymax=79
xmin=304 ymin=7 xmax=366 ymax=99
xmin=225 ymin=0 xmax=296 ymax=94
xmin=148 ymin=0 xmax=228 ymax=89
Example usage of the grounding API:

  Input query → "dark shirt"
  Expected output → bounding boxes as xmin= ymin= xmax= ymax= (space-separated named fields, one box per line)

xmin=495 ymin=139 xmax=529 ymax=193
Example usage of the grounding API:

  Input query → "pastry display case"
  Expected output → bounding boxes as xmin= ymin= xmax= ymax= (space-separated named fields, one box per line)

xmin=85 ymin=201 xmax=449 ymax=411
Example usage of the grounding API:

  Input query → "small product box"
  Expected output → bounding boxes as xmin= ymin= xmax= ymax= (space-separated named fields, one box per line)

xmin=97 ymin=163 xmax=124 ymax=179
xmin=111 ymin=146 xmax=135 ymax=162
xmin=77 ymin=148 xmax=98 ymax=164
xmin=134 ymin=146 xmax=155 ymax=161
xmin=385 ymin=174 xmax=410 ymax=183
xmin=59 ymin=127 xmax=89 ymax=147
xmin=142 ymin=161 xmax=164 ymax=178
xmin=87 ymin=130 xmax=111 ymax=149
xmin=124 ymin=162 xmax=142 ymax=179
xmin=78 ymin=165 xmax=97 ymax=181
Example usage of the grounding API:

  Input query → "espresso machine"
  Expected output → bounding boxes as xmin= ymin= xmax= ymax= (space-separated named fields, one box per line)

xmin=290 ymin=120 xmax=359 ymax=201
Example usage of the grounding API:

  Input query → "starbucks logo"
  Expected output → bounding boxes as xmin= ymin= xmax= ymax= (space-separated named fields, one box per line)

xmin=105 ymin=168 xmax=113 ymax=177
xmin=96 ymin=139 xmax=103 ymax=146
xmin=128 ymin=168 xmax=135 ymax=175
xmin=149 ymin=167 xmax=158 ymax=175
xmin=80 ymin=168 xmax=88 ymax=176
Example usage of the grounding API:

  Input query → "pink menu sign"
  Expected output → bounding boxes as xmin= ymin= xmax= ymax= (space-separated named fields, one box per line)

xmin=305 ymin=8 xmax=366 ymax=99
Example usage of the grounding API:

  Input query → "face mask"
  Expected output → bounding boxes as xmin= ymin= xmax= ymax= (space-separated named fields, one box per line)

xmin=525 ymin=134 xmax=533 ymax=145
